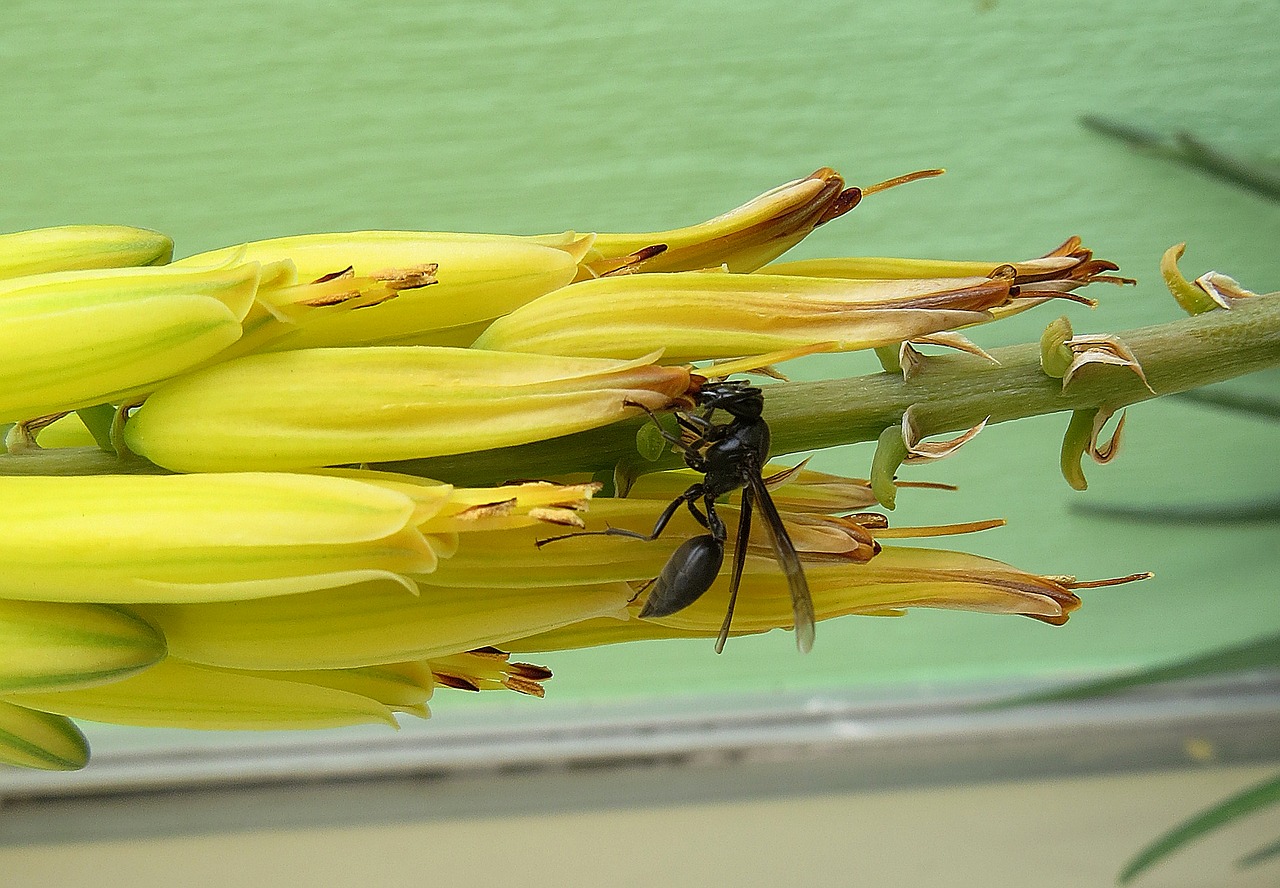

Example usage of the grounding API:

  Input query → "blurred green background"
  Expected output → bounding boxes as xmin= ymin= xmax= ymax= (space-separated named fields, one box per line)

xmin=0 ymin=0 xmax=1276 ymax=734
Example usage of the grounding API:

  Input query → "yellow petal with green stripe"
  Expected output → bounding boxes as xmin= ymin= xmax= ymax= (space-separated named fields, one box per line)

xmin=8 ymin=659 xmax=398 ymax=730
xmin=0 ymin=701 xmax=90 ymax=770
xmin=0 ymin=262 xmax=261 ymax=421
xmin=140 ymin=578 xmax=632 ymax=670
xmin=124 ymin=347 xmax=690 ymax=472
xmin=177 ymin=231 xmax=582 ymax=348
xmin=473 ymin=272 xmax=1003 ymax=361
xmin=0 ymin=473 xmax=434 ymax=603
xmin=0 ymin=225 xmax=172 ymax=280
xmin=0 ymin=599 xmax=165 ymax=692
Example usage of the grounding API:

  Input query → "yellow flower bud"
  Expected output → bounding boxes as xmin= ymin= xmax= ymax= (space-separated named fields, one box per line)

xmin=139 ymin=578 xmax=632 ymax=671
xmin=0 ymin=225 xmax=172 ymax=280
xmin=0 ymin=701 xmax=90 ymax=770
xmin=473 ymin=271 xmax=1015 ymax=361
xmin=0 ymin=473 xmax=436 ymax=604
xmin=8 ymin=659 xmax=399 ymax=730
xmin=124 ymin=347 xmax=691 ymax=472
xmin=0 ymin=262 xmax=261 ymax=422
xmin=0 ymin=599 xmax=165 ymax=692
xmin=177 ymin=231 xmax=585 ymax=348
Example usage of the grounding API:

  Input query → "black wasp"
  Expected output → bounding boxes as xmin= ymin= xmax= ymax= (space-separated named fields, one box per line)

xmin=540 ymin=379 xmax=815 ymax=653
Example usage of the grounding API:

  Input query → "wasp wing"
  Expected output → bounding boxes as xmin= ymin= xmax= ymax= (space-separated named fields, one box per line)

xmin=745 ymin=456 xmax=815 ymax=653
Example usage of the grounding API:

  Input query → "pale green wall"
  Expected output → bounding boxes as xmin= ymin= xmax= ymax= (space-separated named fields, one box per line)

xmin=1 ymin=0 xmax=1276 ymax=727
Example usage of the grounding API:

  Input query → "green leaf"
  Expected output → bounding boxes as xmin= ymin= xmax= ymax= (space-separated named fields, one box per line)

xmin=634 ymin=418 xmax=668 ymax=462
xmin=1082 ymin=115 xmax=1280 ymax=202
xmin=1120 ymin=773 xmax=1280 ymax=883
xmin=75 ymin=404 xmax=117 ymax=452
xmin=991 ymin=632 xmax=1280 ymax=708
xmin=1175 ymin=387 xmax=1280 ymax=422
xmin=1239 ymin=835 xmax=1280 ymax=869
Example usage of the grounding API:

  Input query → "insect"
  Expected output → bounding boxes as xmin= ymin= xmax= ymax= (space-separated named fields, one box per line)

xmin=539 ymin=378 xmax=815 ymax=653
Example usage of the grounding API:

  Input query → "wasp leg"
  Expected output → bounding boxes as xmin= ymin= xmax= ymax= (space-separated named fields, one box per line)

xmin=535 ymin=484 xmax=705 ymax=547
xmin=715 ymin=485 xmax=753 ymax=653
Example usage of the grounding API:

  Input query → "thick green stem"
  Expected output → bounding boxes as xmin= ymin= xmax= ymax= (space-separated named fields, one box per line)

xmin=3 ymin=295 xmax=1278 ymax=481
xmin=397 ymin=295 xmax=1280 ymax=485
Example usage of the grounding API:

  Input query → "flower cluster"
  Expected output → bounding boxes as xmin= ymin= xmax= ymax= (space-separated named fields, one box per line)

xmin=0 ymin=169 xmax=1140 ymax=771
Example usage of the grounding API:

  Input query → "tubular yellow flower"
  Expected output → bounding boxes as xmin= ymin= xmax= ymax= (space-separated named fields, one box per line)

xmin=7 ymin=659 xmax=399 ymax=730
xmin=424 ymin=491 xmax=999 ymax=591
xmin=504 ymin=547 xmax=1088 ymax=652
xmin=0 ymin=701 xmax=89 ymax=771
xmin=0 ymin=473 xmax=436 ymax=604
xmin=472 ymin=270 xmax=1035 ymax=361
xmin=233 ymin=660 xmax=436 ymax=716
xmin=138 ymin=579 xmax=632 ymax=671
xmin=644 ymin=546 xmax=1085 ymax=631
xmin=123 ymin=347 xmax=691 ymax=472
xmin=0 ymin=225 xmax=173 ymax=279
xmin=0 ymin=599 xmax=166 ymax=692
xmin=540 ymin=167 xmax=940 ymax=279
xmin=176 ymin=231 xmax=586 ymax=349
xmin=760 ymin=236 xmax=1126 ymax=285
xmin=0 ymin=261 xmax=261 ymax=422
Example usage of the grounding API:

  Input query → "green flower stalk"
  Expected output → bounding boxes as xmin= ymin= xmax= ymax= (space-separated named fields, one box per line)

xmin=0 ymin=167 xmax=1277 ymax=772
xmin=0 ymin=225 xmax=173 ymax=280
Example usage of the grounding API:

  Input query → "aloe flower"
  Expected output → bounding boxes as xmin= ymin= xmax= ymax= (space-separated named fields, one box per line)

xmin=0 ymin=262 xmax=261 ymax=422
xmin=0 ymin=167 xmax=1268 ymax=772
xmin=759 ymin=236 xmax=1126 ymax=285
xmin=503 ymin=551 xmax=1090 ymax=652
xmin=138 ymin=579 xmax=632 ymax=671
xmin=0 ymin=599 xmax=165 ymax=693
xmin=0 ymin=701 xmax=89 ymax=771
xmin=8 ymin=658 xmax=402 ymax=730
xmin=472 ymin=265 xmax=1109 ymax=362
xmin=176 ymin=230 xmax=587 ymax=349
xmin=0 ymin=225 xmax=173 ymax=280
xmin=539 ymin=167 xmax=943 ymax=279
xmin=0 ymin=473 xmax=436 ymax=604
xmin=123 ymin=347 xmax=691 ymax=472
xmin=0 ymin=472 xmax=610 ymax=604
